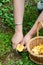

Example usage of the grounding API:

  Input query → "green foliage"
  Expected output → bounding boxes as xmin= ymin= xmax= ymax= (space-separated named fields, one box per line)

xmin=0 ymin=0 xmax=15 ymax=29
xmin=7 ymin=60 xmax=15 ymax=65
xmin=23 ymin=4 xmax=39 ymax=35
xmin=0 ymin=32 xmax=13 ymax=57
xmin=16 ymin=59 xmax=23 ymax=65
xmin=15 ymin=52 xmax=39 ymax=65
xmin=0 ymin=0 xmax=43 ymax=65
xmin=0 ymin=62 xmax=2 ymax=65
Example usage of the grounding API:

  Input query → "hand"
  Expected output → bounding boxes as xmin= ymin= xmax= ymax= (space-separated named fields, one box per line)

xmin=12 ymin=32 xmax=23 ymax=49
xmin=21 ymin=33 xmax=32 ymax=50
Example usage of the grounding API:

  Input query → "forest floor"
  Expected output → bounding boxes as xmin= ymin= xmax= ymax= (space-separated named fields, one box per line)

xmin=0 ymin=0 xmax=43 ymax=65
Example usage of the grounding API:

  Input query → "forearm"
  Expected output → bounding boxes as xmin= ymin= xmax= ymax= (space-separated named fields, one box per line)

xmin=29 ymin=11 xmax=43 ymax=36
xmin=14 ymin=0 xmax=25 ymax=33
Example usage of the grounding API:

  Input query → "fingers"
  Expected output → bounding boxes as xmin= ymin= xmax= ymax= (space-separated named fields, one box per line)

xmin=12 ymin=43 xmax=17 ymax=49
xmin=12 ymin=39 xmax=23 ymax=50
xmin=12 ymin=40 xmax=27 ymax=52
xmin=12 ymin=39 xmax=18 ymax=49
xmin=20 ymin=40 xmax=27 ymax=51
xmin=21 ymin=37 xmax=26 ymax=45
xmin=21 ymin=40 xmax=25 ymax=45
xmin=23 ymin=45 xmax=28 ymax=52
xmin=41 ymin=21 xmax=43 ymax=27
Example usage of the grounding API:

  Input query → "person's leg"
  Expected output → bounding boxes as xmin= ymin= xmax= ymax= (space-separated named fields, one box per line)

xmin=21 ymin=11 xmax=43 ymax=46
xmin=12 ymin=0 xmax=25 ymax=49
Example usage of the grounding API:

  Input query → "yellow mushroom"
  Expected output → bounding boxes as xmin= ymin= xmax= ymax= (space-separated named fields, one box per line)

xmin=16 ymin=44 xmax=24 ymax=52
xmin=32 ymin=46 xmax=40 ymax=55
xmin=32 ymin=44 xmax=43 ymax=55
xmin=40 ymin=48 xmax=43 ymax=54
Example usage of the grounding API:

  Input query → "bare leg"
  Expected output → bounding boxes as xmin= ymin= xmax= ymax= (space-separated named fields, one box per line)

xmin=12 ymin=0 xmax=25 ymax=49
xmin=21 ymin=11 xmax=43 ymax=46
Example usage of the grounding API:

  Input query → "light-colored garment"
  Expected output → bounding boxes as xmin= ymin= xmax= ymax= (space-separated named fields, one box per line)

xmin=37 ymin=0 xmax=43 ymax=10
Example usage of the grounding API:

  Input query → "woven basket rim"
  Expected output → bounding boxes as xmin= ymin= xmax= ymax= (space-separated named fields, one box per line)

xmin=29 ymin=54 xmax=43 ymax=64
xmin=27 ymin=36 xmax=43 ymax=57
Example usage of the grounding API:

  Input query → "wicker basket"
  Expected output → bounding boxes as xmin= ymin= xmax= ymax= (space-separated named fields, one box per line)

xmin=27 ymin=21 xmax=43 ymax=64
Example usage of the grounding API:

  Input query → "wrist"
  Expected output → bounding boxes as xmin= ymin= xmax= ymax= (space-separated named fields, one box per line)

xmin=15 ymin=24 xmax=23 ymax=33
xmin=27 ymin=32 xmax=32 ymax=39
xmin=28 ymin=30 xmax=33 ymax=38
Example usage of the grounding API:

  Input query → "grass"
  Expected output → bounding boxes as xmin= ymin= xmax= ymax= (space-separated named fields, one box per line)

xmin=0 ymin=0 xmax=43 ymax=65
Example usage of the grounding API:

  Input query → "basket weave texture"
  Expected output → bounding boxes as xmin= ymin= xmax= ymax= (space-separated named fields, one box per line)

xmin=27 ymin=22 xmax=43 ymax=64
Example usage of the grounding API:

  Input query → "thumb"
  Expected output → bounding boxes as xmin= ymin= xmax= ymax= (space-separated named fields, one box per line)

xmin=21 ymin=40 xmax=27 ymax=51
xmin=21 ymin=40 xmax=25 ymax=46
xmin=23 ymin=46 xmax=27 ymax=52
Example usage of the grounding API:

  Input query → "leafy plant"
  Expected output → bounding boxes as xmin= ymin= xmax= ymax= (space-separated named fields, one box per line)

xmin=7 ymin=60 xmax=15 ymax=65
xmin=0 ymin=62 xmax=2 ymax=65
xmin=0 ymin=0 xmax=43 ymax=65
xmin=16 ymin=59 xmax=23 ymax=65
xmin=0 ymin=0 xmax=14 ymax=29
xmin=0 ymin=32 xmax=13 ymax=57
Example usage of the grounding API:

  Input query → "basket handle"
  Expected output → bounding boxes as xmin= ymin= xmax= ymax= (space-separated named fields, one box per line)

xmin=37 ymin=21 xmax=43 ymax=37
